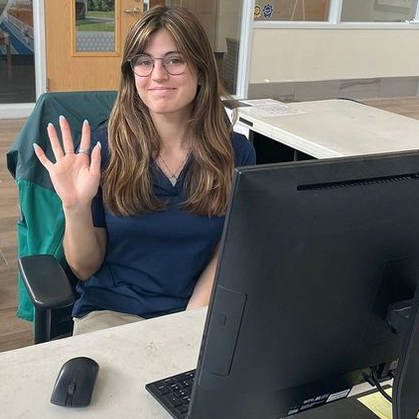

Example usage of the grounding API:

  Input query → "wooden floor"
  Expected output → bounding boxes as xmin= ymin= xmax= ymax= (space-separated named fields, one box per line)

xmin=0 ymin=118 xmax=33 ymax=352
xmin=364 ymin=96 xmax=419 ymax=121
xmin=1 ymin=96 xmax=419 ymax=354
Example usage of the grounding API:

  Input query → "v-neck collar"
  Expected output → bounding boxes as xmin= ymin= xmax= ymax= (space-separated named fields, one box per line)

xmin=153 ymin=156 xmax=192 ymax=190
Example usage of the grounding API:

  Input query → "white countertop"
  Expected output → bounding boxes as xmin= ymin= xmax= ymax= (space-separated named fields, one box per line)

xmin=238 ymin=99 xmax=419 ymax=158
xmin=0 ymin=308 xmax=207 ymax=419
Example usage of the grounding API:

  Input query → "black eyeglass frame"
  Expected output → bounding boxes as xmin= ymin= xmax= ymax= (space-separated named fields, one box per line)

xmin=127 ymin=52 xmax=188 ymax=77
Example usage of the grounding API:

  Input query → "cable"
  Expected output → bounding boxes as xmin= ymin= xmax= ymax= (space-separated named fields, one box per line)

xmin=370 ymin=367 xmax=393 ymax=403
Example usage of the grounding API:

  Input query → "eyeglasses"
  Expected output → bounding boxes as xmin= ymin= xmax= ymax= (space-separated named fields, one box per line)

xmin=128 ymin=52 xmax=188 ymax=77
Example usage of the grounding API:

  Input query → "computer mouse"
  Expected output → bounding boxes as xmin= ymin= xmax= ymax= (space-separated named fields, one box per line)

xmin=50 ymin=356 xmax=99 ymax=407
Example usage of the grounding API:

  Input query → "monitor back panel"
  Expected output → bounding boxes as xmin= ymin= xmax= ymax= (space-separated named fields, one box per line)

xmin=189 ymin=151 xmax=419 ymax=419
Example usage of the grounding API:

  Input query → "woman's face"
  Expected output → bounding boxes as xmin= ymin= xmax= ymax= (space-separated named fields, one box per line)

xmin=133 ymin=29 xmax=199 ymax=121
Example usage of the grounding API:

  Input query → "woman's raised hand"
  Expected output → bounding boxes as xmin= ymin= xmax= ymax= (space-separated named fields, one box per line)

xmin=33 ymin=116 xmax=102 ymax=210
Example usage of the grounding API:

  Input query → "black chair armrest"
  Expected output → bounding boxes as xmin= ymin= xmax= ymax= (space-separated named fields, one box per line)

xmin=18 ymin=254 xmax=75 ymax=309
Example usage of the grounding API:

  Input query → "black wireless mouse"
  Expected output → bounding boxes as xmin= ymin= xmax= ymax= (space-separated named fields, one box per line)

xmin=50 ymin=356 xmax=99 ymax=407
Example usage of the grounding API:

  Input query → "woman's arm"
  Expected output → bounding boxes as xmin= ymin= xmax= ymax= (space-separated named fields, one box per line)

xmin=34 ymin=116 xmax=105 ymax=280
xmin=187 ymin=245 xmax=219 ymax=310
xmin=63 ymin=208 xmax=107 ymax=280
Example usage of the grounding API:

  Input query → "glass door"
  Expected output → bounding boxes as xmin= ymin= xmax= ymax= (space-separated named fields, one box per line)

xmin=0 ymin=0 xmax=36 ymax=104
xmin=170 ymin=0 xmax=247 ymax=96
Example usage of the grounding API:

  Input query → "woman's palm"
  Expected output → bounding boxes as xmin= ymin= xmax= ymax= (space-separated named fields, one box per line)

xmin=33 ymin=117 xmax=102 ymax=209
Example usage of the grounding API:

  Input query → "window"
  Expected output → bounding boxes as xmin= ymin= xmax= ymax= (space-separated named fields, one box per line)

xmin=0 ymin=0 xmax=36 ymax=104
xmin=341 ymin=0 xmax=418 ymax=22
xmin=254 ymin=0 xmax=330 ymax=21
xmin=74 ymin=0 xmax=116 ymax=53
xmin=253 ymin=0 xmax=419 ymax=24
xmin=172 ymin=0 xmax=246 ymax=96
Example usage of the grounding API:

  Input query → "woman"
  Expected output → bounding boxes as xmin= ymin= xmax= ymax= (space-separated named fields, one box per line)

xmin=34 ymin=6 xmax=256 ymax=335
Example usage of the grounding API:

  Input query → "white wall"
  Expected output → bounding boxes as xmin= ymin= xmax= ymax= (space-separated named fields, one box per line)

xmin=249 ymin=28 xmax=419 ymax=83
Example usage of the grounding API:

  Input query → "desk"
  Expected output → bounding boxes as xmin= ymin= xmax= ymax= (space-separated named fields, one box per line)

xmin=0 ymin=306 xmax=389 ymax=419
xmin=237 ymin=99 xmax=419 ymax=163
xmin=0 ymin=308 xmax=206 ymax=419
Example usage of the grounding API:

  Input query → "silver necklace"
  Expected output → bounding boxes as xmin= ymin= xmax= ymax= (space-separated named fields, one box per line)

xmin=158 ymin=151 xmax=191 ymax=186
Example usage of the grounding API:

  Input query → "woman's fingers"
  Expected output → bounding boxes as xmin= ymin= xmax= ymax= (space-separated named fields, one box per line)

xmin=89 ymin=141 xmax=102 ymax=176
xmin=48 ymin=117 xmax=90 ymax=159
xmin=78 ymin=120 xmax=91 ymax=154
xmin=47 ymin=122 xmax=65 ymax=159
xmin=35 ymin=117 xmax=99 ymax=175
xmin=59 ymin=115 xmax=75 ymax=154
xmin=33 ymin=143 xmax=54 ymax=170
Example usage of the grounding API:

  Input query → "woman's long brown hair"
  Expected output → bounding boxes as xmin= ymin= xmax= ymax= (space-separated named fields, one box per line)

xmin=103 ymin=6 xmax=235 ymax=216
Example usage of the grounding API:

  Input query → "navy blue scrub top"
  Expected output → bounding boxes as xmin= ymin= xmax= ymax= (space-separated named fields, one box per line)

xmin=72 ymin=128 xmax=256 ymax=319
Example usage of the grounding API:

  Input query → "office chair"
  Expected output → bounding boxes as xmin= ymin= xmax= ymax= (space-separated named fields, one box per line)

xmin=221 ymin=38 xmax=239 ymax=95
xmin=7 ymin=90 xmax=117 ymax=344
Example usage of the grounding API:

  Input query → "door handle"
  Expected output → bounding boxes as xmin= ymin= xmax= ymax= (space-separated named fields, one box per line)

xmin=124 ymin=7 xmax=141 ymax=15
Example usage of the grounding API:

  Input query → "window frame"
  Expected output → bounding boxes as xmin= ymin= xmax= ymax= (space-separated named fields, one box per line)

xmin=253 ymin=0 xmax=419 ymax=29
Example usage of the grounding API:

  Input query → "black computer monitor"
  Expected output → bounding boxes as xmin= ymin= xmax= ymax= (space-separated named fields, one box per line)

xmin=189 ymin=151 xmax=419 ymax=419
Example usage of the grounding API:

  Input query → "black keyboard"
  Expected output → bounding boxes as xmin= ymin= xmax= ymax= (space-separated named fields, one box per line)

xmin=146 ymin=370 xmax=195 ymax=419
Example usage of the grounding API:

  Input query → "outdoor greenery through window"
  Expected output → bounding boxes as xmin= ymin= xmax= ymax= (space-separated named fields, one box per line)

xmin=75 ymin=0 xmax=115 ymax=52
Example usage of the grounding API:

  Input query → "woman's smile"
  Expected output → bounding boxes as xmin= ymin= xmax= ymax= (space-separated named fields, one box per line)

xmin=148 ymin=86 xmax=176 ymax=93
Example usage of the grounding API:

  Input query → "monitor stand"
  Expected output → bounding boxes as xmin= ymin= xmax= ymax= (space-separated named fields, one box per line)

xmin=392 ymin=282 xmax=419 ymax=419
xmin=298 ymin=284 xmax=419 ymax=419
